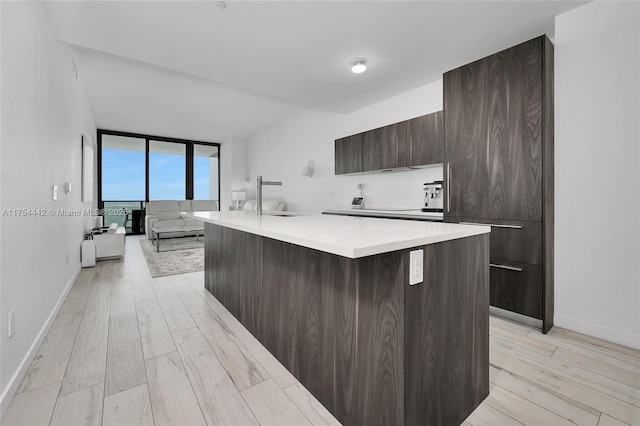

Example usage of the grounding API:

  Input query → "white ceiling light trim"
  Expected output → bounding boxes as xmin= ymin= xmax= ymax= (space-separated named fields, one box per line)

xmin=351 ymin=59 xmax=367 ymax=74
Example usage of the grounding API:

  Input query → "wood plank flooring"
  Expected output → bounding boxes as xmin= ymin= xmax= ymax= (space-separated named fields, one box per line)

xmin=2 ymin=235 xmax=639 ymax=425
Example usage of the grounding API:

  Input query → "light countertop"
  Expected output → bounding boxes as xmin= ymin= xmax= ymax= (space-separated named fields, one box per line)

xmin=323 ymin=209 xmax=443 ymax=221
xmin=185 ymin=211 xmax=489 ymax=259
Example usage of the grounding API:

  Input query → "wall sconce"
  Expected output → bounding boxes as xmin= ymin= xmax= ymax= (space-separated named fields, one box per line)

xmin=231 ymin=191 xmax=247 ymax=209
xmin=300 ymin=160 xmax=316 ymax=177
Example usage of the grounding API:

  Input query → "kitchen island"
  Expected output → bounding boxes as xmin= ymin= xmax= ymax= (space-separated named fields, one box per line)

xmin=186 ymin=211 xmax=490 ymax=426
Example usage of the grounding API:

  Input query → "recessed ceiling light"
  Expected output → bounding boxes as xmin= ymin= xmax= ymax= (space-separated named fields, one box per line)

xmin=351 ymin=59 xmax=367 ymax=74
xmin=216 ymin=1 xmax=227 ymax=9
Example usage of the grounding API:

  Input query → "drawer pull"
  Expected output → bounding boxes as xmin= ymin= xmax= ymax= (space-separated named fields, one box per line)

xmin=446 ymin=163 xmax=451 ymax=213
xmin=490 ymin=263 xmax=523 ymax=272
xmin=460 ymin=222 xmax=523 ymax=229
xmin=489 ymin=263 xmax=522 ymax=272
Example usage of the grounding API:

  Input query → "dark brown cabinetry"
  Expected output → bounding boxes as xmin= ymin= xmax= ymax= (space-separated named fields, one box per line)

xmin=444 ymin=35 xmax=554 ymax=332
xmin=408 ymin=111 xmax=443 ymax=166
xmin=362 ymin=121 xmax=409 ymax=170
xmin=334 ymin=133 xmax=363 ymax=174
xmin=335 ymin=110 xmax=442 ymax=175
xmin=205 ymin=223 xmax=489 ymax=426
xmin=361 ymin=127 xmax=385 ymax=171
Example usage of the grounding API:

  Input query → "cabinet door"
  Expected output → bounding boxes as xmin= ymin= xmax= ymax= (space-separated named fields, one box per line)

xmin=453 ymin=217 xmax=543 ymax=265
xmin=444 ymin=37 xmax=543 ymax=221
xmin=362 ymin=127 xmax=386 ymax=171
xmin=395 ymin=120 xmax=410 ymax=167
xmin=335 ymin=133 xmax=363 ymax=175
xmin=408 ymin=111 xmax=443 ymax=166
xmin=489 ymin=260 xmax=543 ymax=319
xmin=362 ymin=122 xmax=407 ymax=171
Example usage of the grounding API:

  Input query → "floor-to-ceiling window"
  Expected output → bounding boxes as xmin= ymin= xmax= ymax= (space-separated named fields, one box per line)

xmin=193 ymin=144 xmax=219 ymax=200
xmin=149 ymin=140 xmax=186 ymax=200
xmin=100 ymin=134 xmax=146 ymax=229
xmin=97 ymin=130 xmax=220 ymax=233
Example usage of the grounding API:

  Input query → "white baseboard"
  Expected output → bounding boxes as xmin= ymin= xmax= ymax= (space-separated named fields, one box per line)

xmin=554 ymin=314 xmax=640 ymax=350
xmin=0 ymin=266 xmax=80 ymax=419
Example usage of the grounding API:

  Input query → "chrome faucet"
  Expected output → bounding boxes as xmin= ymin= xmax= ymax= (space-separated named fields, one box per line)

xmin=256 ymin=175 xmax=282 ymax=215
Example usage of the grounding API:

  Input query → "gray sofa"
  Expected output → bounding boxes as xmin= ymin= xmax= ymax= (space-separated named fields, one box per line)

xmin=145 ymin=200 xmax=219 ymax=239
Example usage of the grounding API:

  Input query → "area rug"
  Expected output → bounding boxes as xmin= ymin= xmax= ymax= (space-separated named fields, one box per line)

xmin=139 ymin=238 xmax=204 ymax=278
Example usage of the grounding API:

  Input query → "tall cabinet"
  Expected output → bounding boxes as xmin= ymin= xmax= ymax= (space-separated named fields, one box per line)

xmin=444 ymin=35 xmax=554 ymax=332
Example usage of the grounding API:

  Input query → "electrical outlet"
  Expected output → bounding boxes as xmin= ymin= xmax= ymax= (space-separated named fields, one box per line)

xmin=409 ymin=250 xmax=424 ymax=285
xmin=328 ymin=191 xmax=335 ymax=199
xmin=8 ymin=309 xmax=15 ymax=338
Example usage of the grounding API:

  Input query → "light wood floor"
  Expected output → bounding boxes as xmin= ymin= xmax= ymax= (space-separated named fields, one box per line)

xmin=2 ymin=236 xmax=639 ymax=426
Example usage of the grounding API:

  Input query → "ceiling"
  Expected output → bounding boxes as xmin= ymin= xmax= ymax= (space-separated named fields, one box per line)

xmin=44 ymin=1 xmax=587 ymax=142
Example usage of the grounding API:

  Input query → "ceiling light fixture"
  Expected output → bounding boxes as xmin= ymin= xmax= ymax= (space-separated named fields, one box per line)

xmin=351 ymin=59 xmax=367 ymax=74
xmin=216 ymin=1 xmax=227 ymax=9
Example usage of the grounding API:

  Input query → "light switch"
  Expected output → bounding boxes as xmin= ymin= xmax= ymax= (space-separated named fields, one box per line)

xmin=52 ymin=185 xmax=58 ymax=201
xmin=409 ymin=249 xmax=424 ymax=285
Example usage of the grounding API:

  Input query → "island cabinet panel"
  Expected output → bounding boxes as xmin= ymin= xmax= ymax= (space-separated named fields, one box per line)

xmin=205 ymin=226 xmax=263 ymax=334
xmin=329 ymin=252 xmax=358 ymax=422
xmin=335 ymin=133 xmax=363 ymax=175
xmin=253 ymin=236 xmax=405 ymax=425
xmin=352 ymin=250 xmax=405 ymax=425
xmin=204 ymin=223 xmax=489 ymax=426
xmin=404 ymin=234 xmax=489 ymax=425
xmin=204 ymin=224 xmax=225 ymax=307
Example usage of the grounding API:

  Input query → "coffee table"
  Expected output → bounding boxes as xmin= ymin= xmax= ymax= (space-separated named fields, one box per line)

xmin=151 ymin=226 xmax=205 ymax=252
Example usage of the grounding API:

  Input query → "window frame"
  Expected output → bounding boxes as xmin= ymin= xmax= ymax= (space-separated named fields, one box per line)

xmin=97 ymin=129 xmax=221 ymax=209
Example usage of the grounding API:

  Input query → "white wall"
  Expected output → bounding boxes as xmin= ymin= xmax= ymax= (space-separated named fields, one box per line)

xmin=555 ymin=1 xmax=640 ymax=349
xmin=208 ymin=156 xmax=220 ymax=201
xmin=0 ymin=1 xmax=96 ymax=415
xmin=220 ymin=138 xmax=249 ymax=212
xmin=244 ymin=81 xmax=444 ymax=213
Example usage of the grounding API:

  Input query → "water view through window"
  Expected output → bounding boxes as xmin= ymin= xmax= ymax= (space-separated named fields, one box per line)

xmin=99 ymin=132 xmax=220 ymax=231
xmin=101 ymin=135 xmax=146 ymax=227
xmin=149 ymin=140 xmax=186 ymax=200
xmin=194 ymin=144 xmax=219 ymax=200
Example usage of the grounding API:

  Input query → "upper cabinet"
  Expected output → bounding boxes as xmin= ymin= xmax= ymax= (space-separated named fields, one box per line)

xmin=335 ymin=133 xmax=363 ymax=175
xmin=444 ymin=37 xmax=546 ymax=222
xmin=362 ymin=121 xmax=410 ymax=170
xmin=335 ymin=111 xmax=442 ymax=175
xmin=408 ymin=111 xmax=443 ymax=167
